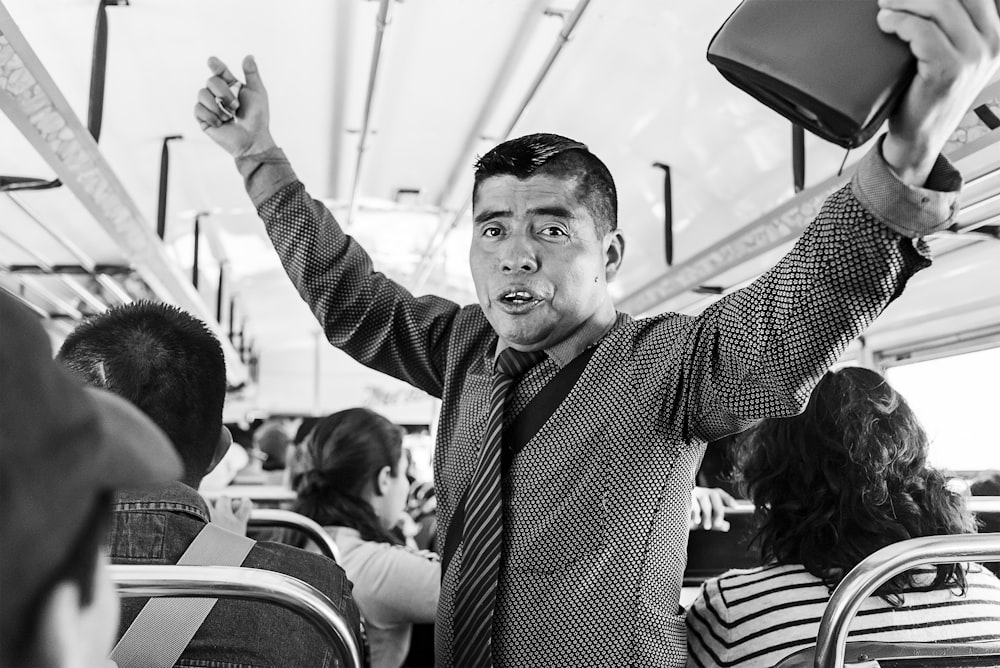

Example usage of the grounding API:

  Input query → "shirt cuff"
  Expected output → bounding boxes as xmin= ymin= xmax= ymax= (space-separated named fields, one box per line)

xmin=850 ymin=135 xmax=963 ymax=238
xmin=235 ymin=147 xmax=299 ymax=208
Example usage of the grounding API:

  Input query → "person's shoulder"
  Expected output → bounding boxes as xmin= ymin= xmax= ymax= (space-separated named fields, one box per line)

xmin=709 ymin=563 xmax=819 ymax=600
xmin=608 ymin=310 xmax=696 ymax=352
xmin=247 ymin=540 xmax=351 ymax=592
xmin=966 ymin=563 xmax=1000 ymax=590
xmin=452 ymin=304 xmax=496 ymax=342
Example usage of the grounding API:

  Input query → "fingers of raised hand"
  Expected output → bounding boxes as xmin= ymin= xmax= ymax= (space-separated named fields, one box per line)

xmin=207 ymin=56 xmax=239 ymax=86
xmin=194 ymin=91 xmax=229 ymax=130
xmin=878 ymin=0 xmax=999 ymax=73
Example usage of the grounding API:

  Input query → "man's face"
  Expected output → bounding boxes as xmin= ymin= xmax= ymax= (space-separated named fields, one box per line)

xmin=470 ymin=173 xmax=624 ymax=351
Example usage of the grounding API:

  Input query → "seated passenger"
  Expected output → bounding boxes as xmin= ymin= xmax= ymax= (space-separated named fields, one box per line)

xmin=56 ymin=301 xmax=366 ymax=668
xmin=686 ymin=366 xmax=1000 ymax=667
xmin=294 ymin=408 xmax=440 ymax=668
xmin=0 ymin=292 xmax=181 ymax=668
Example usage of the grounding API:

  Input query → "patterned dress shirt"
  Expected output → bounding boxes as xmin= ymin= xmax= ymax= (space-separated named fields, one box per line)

xmin=237 ymin=138 xmax=960 ymax=667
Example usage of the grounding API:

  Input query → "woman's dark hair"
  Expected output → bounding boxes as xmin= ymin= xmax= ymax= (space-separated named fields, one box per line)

xmin=734 ymin=366 xmax=974 ymax=604
xmin=293 ymin=408 xmax=406 ymax=545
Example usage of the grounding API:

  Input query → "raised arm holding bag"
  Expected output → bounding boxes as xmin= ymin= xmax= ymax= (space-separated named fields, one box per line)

xmin=707 ymin=0 xmax=916 ymax=148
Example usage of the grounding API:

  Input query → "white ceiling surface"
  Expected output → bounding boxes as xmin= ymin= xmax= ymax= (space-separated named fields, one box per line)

xmin=1 ymin=0 xmax=999 ymax=420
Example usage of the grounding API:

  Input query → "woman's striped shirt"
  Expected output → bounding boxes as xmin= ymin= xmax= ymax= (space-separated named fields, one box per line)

xmin=686 ymin=562 xmax=1000 ymax=667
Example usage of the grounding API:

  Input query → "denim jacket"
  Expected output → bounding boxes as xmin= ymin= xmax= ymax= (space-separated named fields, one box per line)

xmin=108 ymin=482 xmax=365 ymax=668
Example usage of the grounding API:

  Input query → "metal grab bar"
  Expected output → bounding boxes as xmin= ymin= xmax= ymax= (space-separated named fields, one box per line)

xmin=814 ymin=533 xmax=1000 ymax=668
xmin=111 ymin=564 xmax=363 ymax=668
xmin=249 ymin=509 xmax=341 ymax=564
xmin=699 ymin=496 xmax=1000 ymax=517
xmin=968 ymin=496 xmax=1000 ymax=513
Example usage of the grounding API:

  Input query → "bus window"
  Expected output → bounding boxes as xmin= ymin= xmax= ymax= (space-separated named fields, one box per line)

xmin=884 ymin=346 xmax=1000 ymax=475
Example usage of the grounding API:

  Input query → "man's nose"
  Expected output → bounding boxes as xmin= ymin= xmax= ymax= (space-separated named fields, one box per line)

xmin=498 ymin=235 xmax=538 ymax=273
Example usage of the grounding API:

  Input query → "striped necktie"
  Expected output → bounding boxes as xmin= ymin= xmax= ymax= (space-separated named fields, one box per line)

xmin=452 ymin=347 xmax=546 ymax=667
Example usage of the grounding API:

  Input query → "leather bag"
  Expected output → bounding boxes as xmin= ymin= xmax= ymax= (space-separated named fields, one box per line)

xmin=706 ymin=0 xmax=916 ymax=148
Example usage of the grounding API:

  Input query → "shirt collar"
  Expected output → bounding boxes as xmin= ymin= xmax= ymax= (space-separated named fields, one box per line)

xmin=493 ymin=308 xmax=631 ymax=369
xmin=113 ymin=480 xmax=212 ymax=524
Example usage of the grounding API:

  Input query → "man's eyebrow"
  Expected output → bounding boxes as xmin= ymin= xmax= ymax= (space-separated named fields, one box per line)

xmin=473 ymin=208 xmax=511 ymax=224
xmin=527 ymin=205 xmax=574 ymax=219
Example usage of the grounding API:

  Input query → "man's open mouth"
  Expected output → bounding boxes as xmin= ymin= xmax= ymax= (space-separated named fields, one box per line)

xmin=501 ymin=290 xmax=537 ymax=305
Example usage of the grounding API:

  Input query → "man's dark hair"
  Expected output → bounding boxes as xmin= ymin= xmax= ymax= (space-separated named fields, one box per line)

xmin=734 ymin=367 xmax=973 ymax=604
xmin=2 ymin=494 xmax=111 ymax=667
xmin=57 ymin=301 xmax=226 ymax=484
xmin=472 ymin=133 xmax=618 ymax=236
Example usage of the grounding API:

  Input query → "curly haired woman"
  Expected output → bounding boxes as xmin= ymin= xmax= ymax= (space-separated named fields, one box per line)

xmin=686 ymin=367 xmax=1000 ymax=667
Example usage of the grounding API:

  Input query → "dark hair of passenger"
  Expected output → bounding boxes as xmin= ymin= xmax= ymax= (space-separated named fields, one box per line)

xmin=472 ymin=132 xmax=618 ymax=236
xmin=2 ymin=494 xmax=111 ymax=667
xmin=56 ymin=301 xmax=226 ymax=484
xmin=734 ymin=366 xmax=973 ymax=604
xmin=293 ymin=416 xmax=321 ymax=446
xmin=294 ymin=408 xmax=406 ymax=545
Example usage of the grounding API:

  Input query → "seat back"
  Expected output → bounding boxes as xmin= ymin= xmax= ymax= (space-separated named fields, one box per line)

xmin=776 ymin=640 xmax=1000 ymax=667
xmin=969 ymin=496 xmax=1000 ymax=576
xmin=248 ymin=508 xmax=341 ymax=563
xmin=684 ymin=500 xmax=758 ymax=585
xmin=110 ymin=564 xmax=363 ymax=668
xmin=800 ymin=533 xmax=1000 ymax=668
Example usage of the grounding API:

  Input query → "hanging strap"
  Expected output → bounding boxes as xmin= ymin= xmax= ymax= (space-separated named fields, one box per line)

xmin=110 ymin=522 xmax=256 ymax=668
xmin=442 ymin=345 xmax=598 ymax=576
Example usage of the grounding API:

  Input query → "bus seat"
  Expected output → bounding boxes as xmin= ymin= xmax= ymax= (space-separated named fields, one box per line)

xmin=202 ymin=484 xmax=298 ymax=508
xmin=684 ymin=500 xmax=759 ymax=587
xmin=775 ymin=640 xmax=1000 ymax=667
xmin=969 ymin=496 xmax=1000 ymax=576
xmin=247 ymin=508 xmax=342 ymax=563
xmin=774 ymin=533 xmax=1000 ymax=668
xmin=110 ymin=564 xmax=363 ymax=668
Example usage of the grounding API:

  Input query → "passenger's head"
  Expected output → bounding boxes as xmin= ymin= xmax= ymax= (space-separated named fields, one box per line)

xmin=57 ymin=301 xmax=231 ymax=488
xmin=735 ymin=366 xmax=974 ymax=601
xmin=0 ymin=293 xmax=181 ymax=668
xmin=473 ymin=133 xmax=618 ymax=236
xmin=253 ymin=420 xmax=291 ymax=471
xmin=470 ymin=133 xmax=625 ymax=351
xmin=294 ymin=408 xmax=408 ymax=545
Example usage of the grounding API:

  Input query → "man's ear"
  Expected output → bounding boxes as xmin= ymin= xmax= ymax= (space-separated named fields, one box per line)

xmin=604 ymin=229 xmax=626 ymax=282
xmin=205 ymin=426 xmax=234 ymax=476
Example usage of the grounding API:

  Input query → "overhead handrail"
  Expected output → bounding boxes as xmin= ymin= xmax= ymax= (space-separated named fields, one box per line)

xmin=346 ymin=0 xmax=393 ymax=227
xmin=248 ymin=508 xmax=341 ymax=563
xmin=814 ymin=533 xmax=1000 ymax=668
xmin=0 ymin=0 xmax=122 ymax=193
xmin=110 ymin=564 xmax=363 ymax=668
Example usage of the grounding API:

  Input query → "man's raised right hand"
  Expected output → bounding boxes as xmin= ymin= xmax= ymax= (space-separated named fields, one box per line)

xmin=194 ymin=55 xmax=277 ymax=158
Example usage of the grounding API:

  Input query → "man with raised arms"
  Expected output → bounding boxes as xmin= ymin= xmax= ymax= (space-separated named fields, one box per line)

xmin=194 ymin=2 xmax=1000 ymax=664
